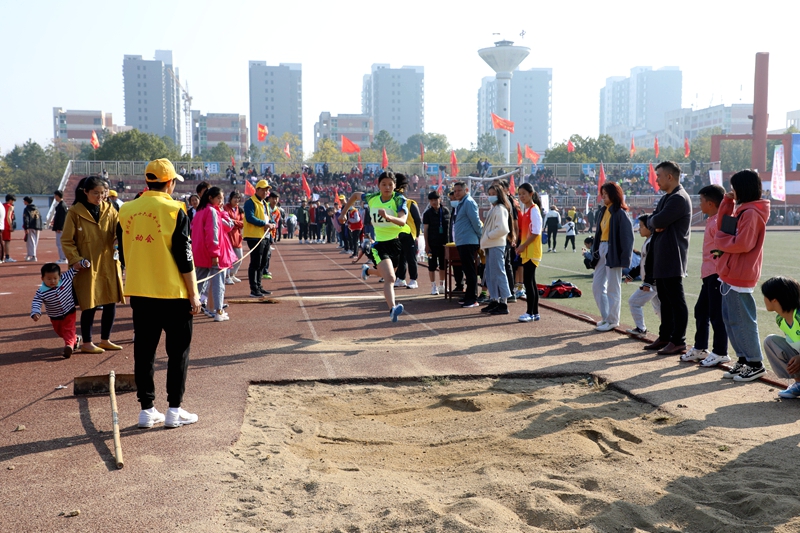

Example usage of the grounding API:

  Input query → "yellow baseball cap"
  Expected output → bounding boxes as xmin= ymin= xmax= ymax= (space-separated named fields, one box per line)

xmin=145 ymin=159 xmax=183 ymax=182
xmin=108 ymin=189 xmax=118 ymax=197
xmin=255 ymin=179 xmax=271 ymax=189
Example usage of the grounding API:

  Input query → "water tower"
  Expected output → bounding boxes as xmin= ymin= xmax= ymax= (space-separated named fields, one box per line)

xmin=478 ymin=40 xmax=530 ymax=164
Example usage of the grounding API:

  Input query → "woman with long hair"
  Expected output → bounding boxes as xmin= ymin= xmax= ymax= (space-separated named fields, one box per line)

xmin=61 ymin=176 xmax=125 ymax=353
xmin=192 ymin=187 xmax=236 ymax=322
xmin=224 ymin=190 xmax=245 ymax=284
xmin=479 ymin=183 xmax=512 ymax=315
xmin=514 ymin=183 xmax=543 ymax=322
xmin=592 ymin=182 xmax=634 ymax=331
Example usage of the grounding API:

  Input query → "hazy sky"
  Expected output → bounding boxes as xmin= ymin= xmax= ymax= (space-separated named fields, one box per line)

xmin=1 ymin=0 xmax=797 ymax=157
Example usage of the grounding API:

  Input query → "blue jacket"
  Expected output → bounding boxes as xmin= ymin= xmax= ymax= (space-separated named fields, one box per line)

xmin=454 ymin=194 xmax=482 ymax=246
xmin=592 ymin=204 xmax=634 ymax=269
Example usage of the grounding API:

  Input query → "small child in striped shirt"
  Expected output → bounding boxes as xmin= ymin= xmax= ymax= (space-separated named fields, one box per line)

xmin=31 ymin=262 xmax=84 ymax=359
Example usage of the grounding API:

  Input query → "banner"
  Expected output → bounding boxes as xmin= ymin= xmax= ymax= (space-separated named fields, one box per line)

xmin=539 ymin=192 xmax=549 ymax=214
xmin=708 ymin=170 xmax=723 ymax=186
xmin=314 ymin=163 xmax=325 ymax=176
xmin=205 ymin=163 xmax=220 ymax=174
xmin=260 ymin=163 xmax=275 ymax=175
xmin=426 ymin=163 xmax=440 ymax=175
xmin=771 ymin=144 xmax=786 ymax=202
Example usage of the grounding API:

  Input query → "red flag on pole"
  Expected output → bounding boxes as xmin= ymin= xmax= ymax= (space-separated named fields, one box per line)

xmin=490 ymin=112 xmax=515 ymax=133
xmin=438 ymin=168 xmax=444 ymax=196
xmin=333 ymin=186 xmax=339 ymax=205
xmin=283 ymin=143 xmax=291 ymax=159
xmin=341 ymin=135 xmax=361 ymax=153
xmin=567 ymin=140 xmax=575 ymax=153
xmin=516 ymin=143 xmax=523 ymax=166
xmin=684 ymin=137 xmax=691 ymax=158
xmin=244 ymin=180 xmax=256 ymax=196
xmin=597 ymin=162 xmax=606 ymax=201
xmin=420 ymin=141 xmax=425 ymax=162
xmin=648 ymin=163 xmax=658 ymax=192
xmin=257 ymin=124 xmax=268 ymax=142
xmin=301 ymin=173 xmax=311 ymax=199
xmin=630 ymin=137 xmax=636 ymax=158
xmin=525 ymin=145 xmax=540 ymax=164
xmin=450 ymin=150 xmax=459 ymax=177
xmin=381 ymin=146 xmax=388 ymax=169
xmin=509 ymin=174 xmax=516 ymax=195
xmin=231 ymin=155 xmax=236 ymax=168
xmin=90 ymin=130 xmax=100 ymax=150
xmin=654 ymin=136 xmax=659 ymax=159
xmin=357 ymin=153 xmax=362 ymax=173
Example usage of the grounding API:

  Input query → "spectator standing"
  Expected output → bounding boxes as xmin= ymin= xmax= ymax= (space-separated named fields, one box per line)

xmin=192 ymin=187 xmax=235 ymax=322
xmin=61 ymin=176 xmax=125 ymax=354
xmin=4 ymin=194 xmax=17 ymax=262
xmin=624 ymin=214 xmax=660 ymax=337
xmin=296 ymin=199 xmax=310 ymax=243
xmin=452 ymin=181 xmax=483 ymax=308
xmin=117 ymin=159 xmax=200 ymax=429
xmin=514 ymin=183 xmax=544 ymax=322
xmin=286 ymin=212 xmax=297 ymax=239
xmin=563 ymin=217 xmax=576 ymax=252
xmin=544 ymin=205 xmax=561 ymax=252
xmin=479 ymin=183 xmax=512 ymax=315
xmin=23 ymin=196 xmax=44 ymax=261
xmin=51 ymin=190 xmax=68 ymax=263
xmin=0 ymin=196 xmax=5 ymax=262
xmin=592 ymin=182 xmax=634 ymax=332
xmin=243 ymin=180 xmax=275 ymax=298
xmin=394 ymin=174 xmax=422 ymax=289
xmin=347 ymin=206 xmax=363 ymax=258
xmin=644 ymin=161 xmax=692 ymax=355
xmin=422 ymin=191 xmax=450 ymax=295
xmin=224 ymin=191 xmax=245 ymax=284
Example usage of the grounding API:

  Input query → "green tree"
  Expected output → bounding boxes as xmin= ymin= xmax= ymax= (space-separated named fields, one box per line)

xmin=371 ymin=130 xmax=401 ymax=160
xmin=93 ymin=129 xmax=181 ymax=161
xmin=308 ymin=138 xmax=347 ymax=164
xmin=475 ymin=132 xmax=500 ymax=156
xmin=2 ymin=140 xmax=68 ymax=194
xmin=402 ymin=133 xmax=449 ymax=161
xmin=254 ymin=132 xmax=303 ymax=163
xmin=202 ymin=142 xmax=236 ymax=162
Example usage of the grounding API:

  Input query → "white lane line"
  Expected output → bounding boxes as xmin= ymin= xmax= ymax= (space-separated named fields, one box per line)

xmin=309 ymin=246 xmax=442 ymax=337
xmin=0 ymin=292 xmax=12 ymax=296
xmin=299 ymin=295 xmax=385 ymax=300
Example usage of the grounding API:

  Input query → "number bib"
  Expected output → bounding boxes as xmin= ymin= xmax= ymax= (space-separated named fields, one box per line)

xmin=365 ymin=193 xmax=410 ymax=242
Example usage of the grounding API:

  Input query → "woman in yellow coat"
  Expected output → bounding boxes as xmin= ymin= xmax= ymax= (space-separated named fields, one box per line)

xmin=61 ymin=176 xmax=125 ymax=354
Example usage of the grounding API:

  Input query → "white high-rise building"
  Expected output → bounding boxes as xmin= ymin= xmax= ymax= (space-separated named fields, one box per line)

xmin=362 ymin=64 xmax=424 ymax=144
xmin=599 ymin=66 xmax=682 ymax=145
xmin=122 ymin=50 xmax=182 ymax=146
xmin=248 ymin=61 xmax=302 ymax=148
xmin=477 ymin=68 xmax=552 ymax=154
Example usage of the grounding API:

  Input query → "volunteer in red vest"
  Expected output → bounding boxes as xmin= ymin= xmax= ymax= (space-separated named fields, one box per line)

xmin=117 ymin=159 xmax=201 ymax=429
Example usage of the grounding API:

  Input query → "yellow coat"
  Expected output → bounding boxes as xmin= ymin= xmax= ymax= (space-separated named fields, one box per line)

xmin=61 ymin=202 xmax=125 ymax=309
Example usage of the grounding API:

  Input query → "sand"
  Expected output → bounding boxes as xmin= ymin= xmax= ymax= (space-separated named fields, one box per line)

xmin=195 ymin=377 xmax=800 ymax=533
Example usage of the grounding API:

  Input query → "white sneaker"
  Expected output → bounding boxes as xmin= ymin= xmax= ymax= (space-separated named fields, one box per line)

xmin=595 ymin=322 xmax=618 ymax=332
xmin=680 ymin=346 xmax=709 ymax=362
xmin=518 ymin=313 xmax=533 ymax=322
xmin=394 ymin=279 xmax=407 ymax=288
xmin=164 ymin=407 xmax=198 ymax=428
xmin=214 ymin=312 xmax=230 ymax=322
xmin=700 ymin=352 xmax=732 ymax=367
xmin=138 ymin=407 xmax=165 ymax=428
xmin=225 ymin=278 xmax=235 ymax=285
xmin=407 ymin=280 xmax=418 ymax=289
xmin=361 ymin=264 xmax=370 ymax=280
xmin=231 ymin=276 xmax=242 ymax=283
xmin=431 ymin=284 xmax=439 ymax=295
xmin=596 ymin=320 xmax=607 ymax=327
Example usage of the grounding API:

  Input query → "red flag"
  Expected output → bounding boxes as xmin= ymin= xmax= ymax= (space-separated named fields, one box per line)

xmin=301 ymin=173 xmax=311 ymax=199
xmin=284 ymin=143 xmax=291 ymax=159
xmin=654 ymin=136 xmax=659 ymax=159
xmin=244 ymin=180 xmax=256 ymax=196
xmin=90 ymin=130 xmax=100 ymax=150
xmin=341 ymin=135 xmax=361 ymax=154
xmin=257 ymin=123 xmax=268 ymax=142
xmin=420 ymin=141 xmax=425 ymax=163
xmin=381 ymin=146 xmax=388 ymax=169
xmin=630 ymin=137 xmax=636 ymax=158
xmin=648 ymin=162 xmax=658 ymax=192
xmin=490 ymin=112 xmax=515 ymax=133
xmin=357 ymin=153 xmax=362 ymax=173
xmin=516 ymin=143 xmax=523 ymax=166
xmin=524 ymin=145 xmax=540 ymax=164
xmin=231 ymin=155 xmax=236 ymax=168
xmin=333 ymin=186 xmax=339 ymax=205
xmin=438 ymin=168 xmax=444 ymax=196
xmin=509 ymin=174 xmax=516 ymax=195
xmin=597 ymin=162 xmax=606 ymax=201
xmin=684 ymin=137 xmax=691 ymax=158
xmin=567 ymin=140 xmax=575 ymax=153
xmin=450 ymin=150 xmax=459 ymax=177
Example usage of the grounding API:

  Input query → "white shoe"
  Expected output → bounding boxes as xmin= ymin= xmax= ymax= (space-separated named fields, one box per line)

xmin=225 ymin=278 xmax=235 ymax=285
xmin=214 ymin=312 xmax=230 ymax=322
xmin=595 ymin=322 xmax=617 ymax=332
xmin=596 ymin=320 xmax=608 ymax=327
xmin=407 ymin=280 xmax=418 ymax=289
xmin=231 ymin=276 xmax=242 ymax=283
xmin=138 ymin=407 xmax=165 ymax=428
xmin=518 ymin=313 xmax=533 ymax=322
xmin=680 ymin=346 xmax=709 ymax=362
xmin=700 ymin=352 xmax=731 ymax=367
xmin=394 ymin=279 xmax=407 ymax=288
xmin=164 ymin=407 xmax=198 ymax=428
xmin=431 ymin=284 xmax=439 ymax=295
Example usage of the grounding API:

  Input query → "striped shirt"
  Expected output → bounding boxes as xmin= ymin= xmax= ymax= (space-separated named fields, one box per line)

xmin=31 ymin=268 xmax=78 ymax=319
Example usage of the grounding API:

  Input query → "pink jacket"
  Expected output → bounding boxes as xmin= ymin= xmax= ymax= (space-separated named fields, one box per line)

xmin=700 ymin=213 xmax=719 ymax=279
xmin=712 ymin=197 xmax=770 ymax=288
xmin=191 ymin=204 xmax=237 ymax=269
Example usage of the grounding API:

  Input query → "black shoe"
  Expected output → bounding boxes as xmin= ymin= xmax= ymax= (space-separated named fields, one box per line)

xmin=454 ymin=285 xmax=464 ymax=293
xmin=490 ymin=303 xmax=509 ymax=315
xmin=481 ymin=301 xmax=499 ymax=313
xmin=507 ymin=295 xmax=517 ymax=303
xmin=259 ymin=288 xmax=272 ymax=295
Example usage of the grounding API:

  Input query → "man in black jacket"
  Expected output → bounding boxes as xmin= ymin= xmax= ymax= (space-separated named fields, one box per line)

xmin=645 ymin=161 xmax=692 ymax=355
xmin=52 ymin=190 xmax=68 ymax=263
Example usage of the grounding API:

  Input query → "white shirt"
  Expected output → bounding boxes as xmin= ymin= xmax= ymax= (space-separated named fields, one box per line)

xmin=0 ymin=202 xmax=5 ymax=230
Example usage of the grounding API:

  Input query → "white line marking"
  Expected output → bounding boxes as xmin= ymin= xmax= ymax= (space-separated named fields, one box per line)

xmin=299 ymin=295 xmax=385 ymax=300
xmin=0 ymin=292 xmax=12 ymax=296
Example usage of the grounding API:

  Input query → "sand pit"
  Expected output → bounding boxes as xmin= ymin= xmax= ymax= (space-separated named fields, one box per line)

xmin=205 ymin=377 xmax=800 ymax=533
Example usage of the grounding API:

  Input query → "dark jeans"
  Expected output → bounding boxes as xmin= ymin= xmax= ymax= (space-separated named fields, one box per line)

xmin=395 ymin=232 xmax=418 ymax=281
xmin=309 ymin=223 xmax=320 ymax=240
xmin=694 ymin=274 xmax=728 ymax=355
xmin=523 ymin=260 xmax=539 ymax=315
xmin=564 ymin=235 xmax=575 ymax=250
xmin=263 ymin=237 xmax=273 ymax=273
xmin=656 ymin=276 xmax=688 ymax=345
xmin=504 ymin=243 xmax=514 ymax=295
xmin=245 ymin=237 xmax=268 ymax=293
xmin=456 ymin=244 xmax=480 ymax=304
xmin=326 ymin=223 xmax=335 ymax=243
xmin=546 ymin=226 xmax=558 ymax=249
xmin=80 ymin=303 xmax=116 ymax=343
xmin=298 ymin=223 xmax=309 ymax=241
xmin=349 ymin=228 xmax=362 ymax=254
xmin=130 ymin=296 xmax=192 ymax=409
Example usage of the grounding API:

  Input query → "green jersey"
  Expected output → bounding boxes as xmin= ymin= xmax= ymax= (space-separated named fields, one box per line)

xmin=362 ymin=192 xmax=410 ymax=242
xmin=777 ymin=309 xmax=800 ymax=351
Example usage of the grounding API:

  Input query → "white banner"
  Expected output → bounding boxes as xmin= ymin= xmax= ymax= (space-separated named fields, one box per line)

xmin=540 ymin=192 xmax=549 ymax=213
xmin=771 ymin=144 xmax=786 ymax=201
xmin=709 ymin=170 xmax=723 ymax=187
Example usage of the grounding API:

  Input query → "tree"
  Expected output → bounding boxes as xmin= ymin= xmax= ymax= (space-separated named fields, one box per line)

xmin=308 ymin=138 xmax=347 ymax=164
xmin=202 ymin=142 xmax=235 ymax=162
xmin=2 ymin=140 xmax=68 ymax=194
xmin=93 ymin=129 xmax=181 ymax=161
xmin=402 ymin=133 xmax=449 ymax=161
xmin=371 ymin=130 xmax=401 ymax=160
xmin=474 ymin=132 xmax=500 ymax=156
xmin=254 ymin=132 xmax=302 ymax=163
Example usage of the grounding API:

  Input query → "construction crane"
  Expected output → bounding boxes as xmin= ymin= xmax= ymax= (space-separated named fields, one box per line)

xmin=166 ymin=67 xmax=193 ymax=157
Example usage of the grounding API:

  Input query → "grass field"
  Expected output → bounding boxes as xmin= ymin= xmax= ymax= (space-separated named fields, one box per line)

xmin=531 ymin=229 xmax=799 ymax=356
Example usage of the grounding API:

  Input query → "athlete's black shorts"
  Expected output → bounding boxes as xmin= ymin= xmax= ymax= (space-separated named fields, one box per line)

xmin=371 ymin=238 xmax=402 ymax=266
xmin=427 ymin=242 xmax=446 ymax=271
